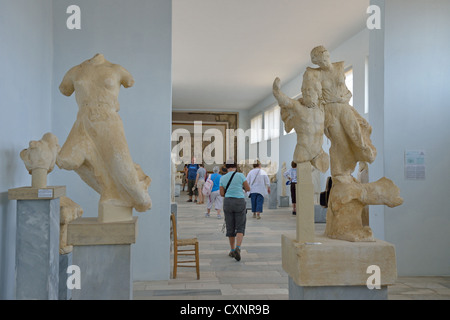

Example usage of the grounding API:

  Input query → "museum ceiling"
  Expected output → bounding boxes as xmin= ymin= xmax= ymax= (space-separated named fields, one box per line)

xmin=172 ymin=0 xmax=369 ymax=111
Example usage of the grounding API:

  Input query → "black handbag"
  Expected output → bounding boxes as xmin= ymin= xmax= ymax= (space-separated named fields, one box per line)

xmin=319 ymin=177 xmax=333 ymax=208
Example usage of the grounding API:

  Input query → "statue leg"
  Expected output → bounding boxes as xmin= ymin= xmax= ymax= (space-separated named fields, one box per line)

xmin=325 ymin=178 xmax=374 ymax=242
xmin=56 ymin=121 xmax=89 ymax=171
xmin=92 ymin=119 xmax=152 ymax=212
xmin=310 ymin=150 xmax=330 ymax=173
xmin=329 ymin=104 xmax=377 ymax=164
xmin=360 ymin=177 xmax=404 ymax=208
xmin=325 ymin=177 xmax=403 ymax=242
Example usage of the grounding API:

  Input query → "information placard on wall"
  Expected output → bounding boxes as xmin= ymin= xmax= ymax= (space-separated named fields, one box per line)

xmin=404 ymin=150 xmax=425 ymax=180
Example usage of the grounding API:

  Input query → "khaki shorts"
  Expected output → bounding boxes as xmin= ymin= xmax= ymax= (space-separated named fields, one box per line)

xmin=197 ymin=179 xmax=205 ymax=189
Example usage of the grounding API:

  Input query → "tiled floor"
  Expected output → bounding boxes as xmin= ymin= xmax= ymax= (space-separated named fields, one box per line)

xmin=133 ymin=191 xmax=450 ymax=300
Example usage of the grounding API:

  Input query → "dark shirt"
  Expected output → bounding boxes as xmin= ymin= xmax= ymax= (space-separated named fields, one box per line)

xmin=187 ymin=164 xmax=199 ymax=180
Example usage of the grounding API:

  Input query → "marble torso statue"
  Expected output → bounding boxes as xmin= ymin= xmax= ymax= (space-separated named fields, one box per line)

xmin=57 ymin=54 xmax=151 ymax=218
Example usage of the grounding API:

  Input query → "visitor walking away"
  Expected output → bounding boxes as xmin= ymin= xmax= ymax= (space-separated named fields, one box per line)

xmin=283 ymin=161 xmax=297 ymax=215
xmin=246 ymin=160 xmax=270 ymax=219
xmin=195 ymin=163 xmax=207 ymax=204
xmin=186 ymin=159 xmax=199 ymax=202
xmin=220 ymin=162 xmax=250 ymax=261
xmin=205 ymin=166 xmax=223 ymax=219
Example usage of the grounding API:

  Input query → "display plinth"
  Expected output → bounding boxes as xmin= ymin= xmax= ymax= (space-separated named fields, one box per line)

xmin=268 ymin=182 xmax=278 ymax=209
xmin=98 ymin=202 xmax=133 ymax=223
xmin=67 ymin=217 xmax=138 ymax=300
xmin=59 ymin=252 xmax=73 ymax=300
xmin=279 ymin=196 xmax=289 ymax=207
xmin=8 ymin=185 xmax=66 ymax=201
xmin=175 ymin=184 xmax=181 ymax=197
xmin=314 ymin=205 xmax=327 ymax=223
xmin=9 ymin=186 xmax=65 ymax=300
xmin=282 ymin=231 xmax=397 ymax=300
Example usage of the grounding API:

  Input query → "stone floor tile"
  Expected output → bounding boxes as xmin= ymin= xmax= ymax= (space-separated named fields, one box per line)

xmin=134 ymin=192 xmax=450 ymax=300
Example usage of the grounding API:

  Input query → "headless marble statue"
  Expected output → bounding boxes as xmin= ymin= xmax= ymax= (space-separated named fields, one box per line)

xmin=57 ymin=53 xmax=151 ymax=222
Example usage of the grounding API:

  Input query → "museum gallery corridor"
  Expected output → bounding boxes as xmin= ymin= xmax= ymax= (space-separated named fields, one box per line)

xmin=133 ymin=192 xmax=450 ymax=300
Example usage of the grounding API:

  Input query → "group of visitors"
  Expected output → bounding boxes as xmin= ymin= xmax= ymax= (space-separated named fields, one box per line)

xmin=181 ymin=159 xmax=276 ymax=261
xmin=181 ymin=159 xmax=300 ymax=261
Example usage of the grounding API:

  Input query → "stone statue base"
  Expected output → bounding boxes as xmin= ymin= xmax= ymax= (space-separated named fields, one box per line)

xmin=287 ymin=277 xmax=388 ymax=300
xmin=282 ymin=231 xmax=397 ymax=300
xmin=279 ymin=196 xmax=290 ymax=207
xmin=314 ymin=205 xmax=327 ymax=223
xmin=268 ymin=182 xmax=278 ymax=209
xmin=175 ymin=184 xmax=181 ymax=197
xmin=98 ymin=202 xmax=133 ymax=223
xmin=67 ymin=217 xmax=137 ymax=300
xmin=8 ymin=185 xmax=66 ymax=200
xmin=59 ymin=252 xmax=73 ymax=300
xmin=8 ymin=186 xmax=66 ymax=300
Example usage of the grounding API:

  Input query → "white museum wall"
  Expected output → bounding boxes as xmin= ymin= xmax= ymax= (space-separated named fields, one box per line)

xmin=370 ymin=0 xmax=450 ymax=276
xmin=51 ymin=0 xmax=172 ymax=280
xmin=0 ymin=0 xmax=54 ymax=299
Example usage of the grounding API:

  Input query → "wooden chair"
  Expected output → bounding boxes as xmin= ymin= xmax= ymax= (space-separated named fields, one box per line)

xmin=170 ymin=213 xmax=200 ymax=280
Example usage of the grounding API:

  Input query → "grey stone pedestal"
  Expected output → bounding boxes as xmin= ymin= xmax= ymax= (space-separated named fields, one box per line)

xmin=72 ymin=244 xmax=132 ymax=300
xmin=59 ymin=252 xmax=73 ymax=300
xmin=279 ymin=196 xmax=289 ymax=207
xmin=314 ymin=205 xmax=327 ymax=223
xmin=171 ymin=202 xmax=178 ymax=217
xmin=288 ymin=277 xmax=387 ymax=300
xmin=268 ymin=183 xmax=278 ymax=209
xmin=67 ymin=217 xmax=138 ymax=300
xmin=8 ymin=186 xmax=66 ymax=300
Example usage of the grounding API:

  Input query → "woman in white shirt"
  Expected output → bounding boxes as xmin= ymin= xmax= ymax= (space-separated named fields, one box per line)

xmin=283 ymin=161 xmax=297 ymax=215
xmin=246 ymin=160 xmax=270 ymax=219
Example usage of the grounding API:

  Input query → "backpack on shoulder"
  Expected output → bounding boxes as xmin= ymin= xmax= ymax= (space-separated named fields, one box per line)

xmin=202 ymin=177 xmax=214 ymax=196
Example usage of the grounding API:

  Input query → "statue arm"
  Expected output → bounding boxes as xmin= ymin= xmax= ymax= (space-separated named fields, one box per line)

xmin=336 ymin=62 xmax=352 ymax=103
xmin=116 ymin=64 xmax=135 ymax=88
xmin=272 ymin=77 xmax=296 ymax=109
xmin=59 ymin=66 xmax=77 ymax=96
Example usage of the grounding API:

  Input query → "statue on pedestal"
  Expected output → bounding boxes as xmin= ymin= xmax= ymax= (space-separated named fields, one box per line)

xmin=274 ymin=46 xmax=403 ymax=242
xmin=57 ymin=53 xmax=151 ymax=222
xmin=19 ymin=132 xmax=84 ymax=253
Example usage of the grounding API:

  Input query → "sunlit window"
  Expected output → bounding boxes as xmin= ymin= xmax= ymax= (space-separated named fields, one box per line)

xmin=264 ymin=106 xmax=280 ymax=140
xmin=250 ymin=114 xmax=263 ymax=144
